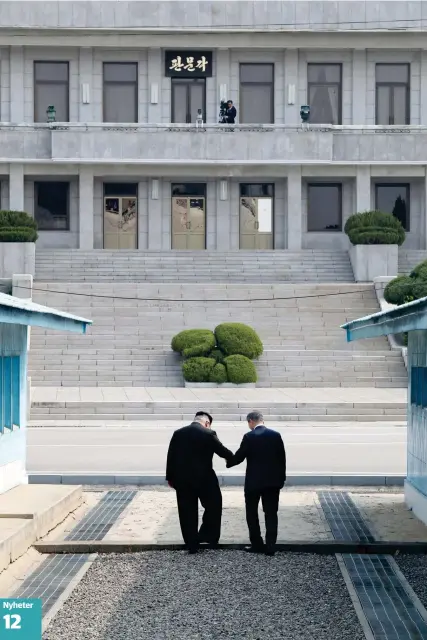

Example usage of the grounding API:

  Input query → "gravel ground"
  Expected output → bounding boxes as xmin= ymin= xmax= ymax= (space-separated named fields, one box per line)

xmin=395 ymin=554 xmax=427 ymax=610
xmin=43 ymin=551 xmax=365 ymax=640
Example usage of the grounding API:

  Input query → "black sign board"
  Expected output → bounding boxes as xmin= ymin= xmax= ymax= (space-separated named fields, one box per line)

xmin=165 ymin=51 xmax=213 ymax=78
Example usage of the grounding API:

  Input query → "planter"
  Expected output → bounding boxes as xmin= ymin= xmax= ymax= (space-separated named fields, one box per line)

xmin=349 ymin=244 xmax=398 ymax=282
xmin=0 ymin=243 xmax=35 ymax=278
xmin=184 ymin=382 xmax=256 ymax=388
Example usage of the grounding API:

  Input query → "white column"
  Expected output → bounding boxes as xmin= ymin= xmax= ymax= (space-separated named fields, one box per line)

xmin=148 ymin=178 xmax=162 ymax=249
xmin=216 ymin=49 xmax=230 ymax=116
xmin=284 ymin=49 xmax=299 ymax=124
xmin=79 ymin=47 xmax=93 ymax=122
xmin=79 ymin=167 xmax=94 ymax=249
xmin=421 ymin=51 xmax=427 ymax=126
xmin=287 ymin=166 xmax=302 ymax=249
xmin=10 ymin=46 xmax=24 ymax=123
xmin=9 ymin=164 xmax=24 ymax=210
xmin=147 ymin=49 xmax=162 ymax=122
xmin=352 ymin=50 xmax=367 ymax=125
xmin=216 ymin=179 xmax=231 ymax=250
xmin=424 ymin=167 xmax=427 ymax=250
xmin=137 ymin=180 xmax=148 ymax=249
xmin=356 ymin=166 xmax=371 ymax=213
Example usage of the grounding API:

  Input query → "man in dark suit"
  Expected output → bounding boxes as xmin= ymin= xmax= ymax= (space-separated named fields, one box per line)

xmin=166 ymin=411 xmax=233 ymax=554
xmin=227 ymin=410 xmax=286 ymax=556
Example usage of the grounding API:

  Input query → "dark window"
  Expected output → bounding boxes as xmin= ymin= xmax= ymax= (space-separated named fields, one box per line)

xmin=171 ymin=78 xmax=206 ymax=123
xmin=239 ymin=63 xmax=274 ymax=124
xmin=103 ymin=63 xmax=138 ymax=123
xmin=35 ymin=182 xmax=69 ymax=231
xmin=307 ymin=64 xmax=342 ymax=125
xmin=307 ymin=183 xmax=342 ymax=231
xmin=172 ymin=183 xmax=206 ymax=197
xmin=240 ymin=184 xmax=274 ymax=197
xmin=376 ymin=64 xmax=410 ymax=125
xmin=34 ymin=62 xmax=69 ymax=122
xmin=375 ymin=183 xmax=410 ymax=231
xmin=104 ymin=183 xmax=138 ymax=197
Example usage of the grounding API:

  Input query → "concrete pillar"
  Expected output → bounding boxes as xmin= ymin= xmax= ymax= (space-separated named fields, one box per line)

xmin=79 ymin=47 xmax=93 ymax=122
xmin=216 ymin=49 xmax=231 ymax=119
xmin=216 ymin=179 xmax=231 ymax=250
xmin=147 ymin=49 xmax=162 ymax=122
xmin=424 ymin=167 xmax=427 ymax=250
xmin=9 ymin=164 xmax=24 ymax=210
xmin=10 ymin=46 xmax=24 ymax=123
xmin=79 ymin=167 xmax=94 ymax=249
xmin=137 ymin=180 xmax=148 ymax=249
xmin=356 ymin=166 xmax=371 ymax=213
xmin=421 ymin=52 xmax=427 ymax=127
xmin=284 ymin=49 xmax=299 ymax=124
xmin=352 ymin=50 xmax=367 ymax=125
xmin=148 ymin=178 xmax=162 ymax=249
xmin=287 ymin=167 xmax=302 ymax=249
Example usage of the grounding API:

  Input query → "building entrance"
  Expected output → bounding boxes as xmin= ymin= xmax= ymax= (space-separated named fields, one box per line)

xmin=103 ymin=183 xmax=137 ymax=249
xmin=171 ymin=184 xmax=206 ymax=249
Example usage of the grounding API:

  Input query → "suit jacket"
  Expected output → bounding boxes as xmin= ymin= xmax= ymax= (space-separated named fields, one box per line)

xmin=227 ymin=426 xmax=286 ymax=492
xmin=166 ymin=422 xmax=233 ymax=488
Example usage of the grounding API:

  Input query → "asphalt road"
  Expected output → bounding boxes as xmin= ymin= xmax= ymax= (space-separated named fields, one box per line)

xmin=27 ymin=424 xmax=406 ymax=476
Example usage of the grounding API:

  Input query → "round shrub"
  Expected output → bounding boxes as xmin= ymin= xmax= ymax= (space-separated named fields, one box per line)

xmin=0 ymin=210 xmax=38 ymax=242
xmin=344 ymin=210 xmax=405 ymax=246
xmin=410 ymin=260 xmax=427 ymax=280
xmin=171 ymin=329 xmax=216 ymax=358
xmin=182 ymin=357 xmax=216 ymax=383
xmin=215 ymin=323 xmax=263 ymax=359
xmin=224 ymin=354 xmax=257 ymax=384
xmin=210 ymin=349 xmax=225 ymax=364
xmin=210 ymin=362 xmax=228 ymax=384
xmin=384 ymin=275 xmax=415 ymax=306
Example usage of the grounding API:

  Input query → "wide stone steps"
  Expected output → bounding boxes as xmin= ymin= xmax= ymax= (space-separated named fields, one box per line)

xmin=35 ymin=250 xmax=355 ymax=282
xmin=398 ymin=250 xmax=427 ymax=274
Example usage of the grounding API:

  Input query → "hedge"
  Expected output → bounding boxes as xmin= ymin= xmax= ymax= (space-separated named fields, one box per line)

xmin=210 ymin=349 xmax=225 ymax=364
xmin=0 ymin=228 xmax=38 ymax=243
xmin=0 ymin=210 xmax=38 ymax=243
xmin=182 ymin=357 xmax=216 ymax=382
xmin=344 ymin=210 xmax=405 ymax=246
xmin=224 ymin=354 xmax=257 ymax=384
xmin=210 ymin=363 xmax=228 ymax=384
xmin=383 ymin=275 xmax=415 ymax=306
xmin=215 ymin=323 xmax=263 ymax=359
xmin=171 ymin=329 xmax=216 ymax=358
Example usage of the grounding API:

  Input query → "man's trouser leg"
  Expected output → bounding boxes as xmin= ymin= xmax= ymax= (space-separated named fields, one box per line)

xmin=176 ymin=487 xmax=199 ymax=550
xmin=198 ymin=479 xmax=222 ymax=544
xmin=261 ymin=488 xmax=280 ymax=548
xmin=244 ymin=490 xmax=263 ymax=548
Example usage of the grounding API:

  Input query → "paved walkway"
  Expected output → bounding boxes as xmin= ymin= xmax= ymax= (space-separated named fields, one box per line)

xmin=32 ymin=386 xmax=407 ymax=403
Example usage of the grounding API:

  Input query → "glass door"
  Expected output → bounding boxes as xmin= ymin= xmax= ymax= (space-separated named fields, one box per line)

xmin=172 ymin=78 xmax=206 ymax=123
xmin=103 ymin=196 xmax=137 ymax=249
xmin=172 ymin=197 xmax=206 ymax=249
xmin=239 ymin=184 xmax=274 ymax=249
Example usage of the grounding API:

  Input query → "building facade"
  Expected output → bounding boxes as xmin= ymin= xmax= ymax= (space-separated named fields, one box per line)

xmin=1 ymin=1 xmax=427 ymax=252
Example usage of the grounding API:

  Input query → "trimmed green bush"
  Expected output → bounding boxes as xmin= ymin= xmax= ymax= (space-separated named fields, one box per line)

xmin=171 ymin=329 xmax=216 ymax=358
xmin=410 ymin=260 xmax=427 ymax=280
xmin=0 ymin=210 xmax=38 ymax=242
xmin=224 ymin=354 xmax=257 ymax=384
xmin=344 ymin=210 xmax=405 ymax=246
xmin=210 ymin=363 xmax=228 ymax=384
xmin=215 ymin=323 xmax=263 ymax=359
xmin=384 ymin=275 xmax=415 ymax=306
xmin=210 ymin=349 xmax=225 ymax=364
xmin=182 ymin=357 xmax=216 ymax=383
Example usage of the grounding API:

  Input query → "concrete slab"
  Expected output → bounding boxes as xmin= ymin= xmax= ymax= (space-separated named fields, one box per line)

xmin=0 ymin=485 xmax=83 ymax=538
xmin=352 ymin=492 xmax=427 ymax=542
xmin=0 ymin=519 xmax=36 ymax=573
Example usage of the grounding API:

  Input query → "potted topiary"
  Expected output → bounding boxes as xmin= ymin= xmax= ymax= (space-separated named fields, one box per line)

xmin=344 ymin=210 xmax=405 ymax=282
xmin=171 ymin=323 xmax=263 ymax=388
xmin=0 ymin=211 xmax=38 ymax=278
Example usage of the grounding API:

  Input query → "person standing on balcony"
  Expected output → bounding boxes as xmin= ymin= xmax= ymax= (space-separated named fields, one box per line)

xmin=226 ymin=100 xmax=237 ymax=124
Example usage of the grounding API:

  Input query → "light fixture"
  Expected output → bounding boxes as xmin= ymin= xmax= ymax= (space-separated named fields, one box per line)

xmin=288 ymin=84 xmax=296 ymax=105
xmin=82 ymin=83 xmax=90 ymax=104
xmin=46 ymin=105 xmax=56 ymax=123
xmin=150 ymin=83 xmax=159 ymax=104
xmin=151 ymin=179 xmax=159 ymax=200
xmin=220 ymin=84 xmax=227 ymax=102
xmin=220 ymin=179 xmax=228 ymax=201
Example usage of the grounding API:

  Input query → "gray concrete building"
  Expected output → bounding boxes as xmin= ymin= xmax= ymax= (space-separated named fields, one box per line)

xmin=1 ymin=1 xmax=427 ymax=253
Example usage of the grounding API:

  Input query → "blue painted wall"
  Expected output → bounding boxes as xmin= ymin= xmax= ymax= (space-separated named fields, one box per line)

xmin=408 ymin=330 xmax=427 ymax=497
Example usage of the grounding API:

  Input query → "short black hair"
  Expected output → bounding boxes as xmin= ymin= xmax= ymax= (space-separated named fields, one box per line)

xmin=195 ymin=410 xmax=213 ymax=425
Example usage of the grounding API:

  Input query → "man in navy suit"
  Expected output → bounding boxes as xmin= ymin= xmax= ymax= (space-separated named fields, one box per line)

xmin=227 ymin=411 xmax=286 ymax=555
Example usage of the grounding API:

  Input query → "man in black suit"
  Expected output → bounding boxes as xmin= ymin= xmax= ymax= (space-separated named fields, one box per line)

xmin=166 ymin=411 xmax=233 ymax=553
xmin=227 ymin=410 xmax=286 ymax=556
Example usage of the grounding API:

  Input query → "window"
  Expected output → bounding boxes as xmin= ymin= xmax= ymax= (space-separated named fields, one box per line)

xmin=103 ymin=63 xmax=138 ymax=123
xmin=307 ymin=183 xmax=342 ymax=231
xmin=35 ymin=182 xmax=69 ymax=231
xmin=239 ymin=64 xmax=274 ymax=124
xmin=307 ymin=64 xmax=342 ymax=125
xmin=171 ymin=78 xmax=206 ymax=123
xmin=375 ymin=183 xmax=410 ymax=231
xmin=34 ymin=62 xmax=69 ymax=122
xmin=376 ymin=64 xmax=410 ymax=125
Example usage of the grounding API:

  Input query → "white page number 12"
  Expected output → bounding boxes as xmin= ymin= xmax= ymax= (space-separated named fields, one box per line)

xmin=3 ymin=614 xmax=21 ymax=629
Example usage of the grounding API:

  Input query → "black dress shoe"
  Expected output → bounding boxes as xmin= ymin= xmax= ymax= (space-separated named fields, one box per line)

xmin=265 ymin=547 xmax=276 ymax=556
xmin=188 ymin=547 xmax=199 ymax=554
xmin=244 ymin=545 xmax=264 ymax=554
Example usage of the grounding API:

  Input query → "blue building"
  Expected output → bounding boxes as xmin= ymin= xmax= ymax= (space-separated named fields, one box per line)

xmin=0 ymin=291 xmax=90 ymax=493
xmin=343 ymin=298 xmax=427 ymax=525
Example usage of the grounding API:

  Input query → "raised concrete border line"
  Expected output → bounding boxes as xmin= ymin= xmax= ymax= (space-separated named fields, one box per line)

xmin=28 ymin=474 xmax=405 ymax=487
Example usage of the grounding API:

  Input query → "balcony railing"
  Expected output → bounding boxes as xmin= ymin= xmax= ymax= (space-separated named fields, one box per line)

xmin=0 ymin=122 xmax=427 ymax=164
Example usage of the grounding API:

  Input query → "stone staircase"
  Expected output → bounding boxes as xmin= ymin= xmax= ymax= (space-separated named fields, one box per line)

xmin=35 ymin=250 xmax=354 ymax=283
xmin=398 ymin=250 xmax=427 ymax=274
xmin=29 ymin=282 xmax=407 ymax=389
